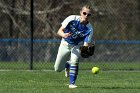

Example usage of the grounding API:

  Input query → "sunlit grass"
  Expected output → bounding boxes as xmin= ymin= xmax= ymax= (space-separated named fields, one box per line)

xmin=0 ymin=70 xmax=139 ymax=93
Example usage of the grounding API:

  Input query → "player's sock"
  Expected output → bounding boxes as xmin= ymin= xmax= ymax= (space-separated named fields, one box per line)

xmin=69 ymin=64 xmax=78 ymax=85
xmin=65 ymin=61 xmax=70 ymax=77
xmin=69 ymin=75 xmax=77 ymax=84
xmin=65 ymin=61 xmax=70 ymax=69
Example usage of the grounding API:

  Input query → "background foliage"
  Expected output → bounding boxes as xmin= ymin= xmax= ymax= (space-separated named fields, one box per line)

xmin=0 ymin=0 xmax=140 ymax=39
xmin=0 ymin=0 xmax=139 ymax=70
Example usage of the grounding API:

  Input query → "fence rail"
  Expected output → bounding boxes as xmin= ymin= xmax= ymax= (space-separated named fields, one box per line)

xmin=1 ymin=38 xmax=140 ymax=44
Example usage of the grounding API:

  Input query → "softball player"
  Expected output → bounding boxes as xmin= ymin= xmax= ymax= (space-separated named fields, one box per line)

xmin=54 ymin=5 xmax=94 ymax=88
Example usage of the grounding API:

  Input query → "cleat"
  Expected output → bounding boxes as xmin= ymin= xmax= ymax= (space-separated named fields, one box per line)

xmin=65 ymin=68 xmax=69 ymax=78
xmin=69 ymin=84 xmax=78 ymax=88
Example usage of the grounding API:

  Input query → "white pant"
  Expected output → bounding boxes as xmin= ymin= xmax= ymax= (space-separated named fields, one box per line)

xmin=54 ymin=39 xmax=82 ymax=72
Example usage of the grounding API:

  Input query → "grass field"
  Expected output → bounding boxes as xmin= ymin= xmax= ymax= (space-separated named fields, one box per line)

xmin=0 ymin=61 xmax=139 ymax=93
xmin=0 ymin=61 xmax=140 ymax=70
xmin=0 ymin=70 xmax=139 ymax=93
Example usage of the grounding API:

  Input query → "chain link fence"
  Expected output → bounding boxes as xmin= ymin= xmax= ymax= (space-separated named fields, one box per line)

xmin=0 ymin=0 xmax=140 ymax=70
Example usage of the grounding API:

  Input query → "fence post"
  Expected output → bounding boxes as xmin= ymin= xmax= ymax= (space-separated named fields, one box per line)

xmin=30 ymin=0 xmax=34 ymax=70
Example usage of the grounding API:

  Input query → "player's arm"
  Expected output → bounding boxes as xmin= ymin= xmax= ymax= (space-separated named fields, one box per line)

xmin=83 ymin=29 xmax=94 ymax=46
xmin=80 ymin=29 xmax=95 ymax=58
xmin=57 ymin=26 xmax=71 ymax=38
xmin=57 ymin=15 xmax=75 ymax=38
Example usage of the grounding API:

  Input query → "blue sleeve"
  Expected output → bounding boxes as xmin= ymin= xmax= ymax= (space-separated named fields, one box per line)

xmin=84 ymin=29 xmax=94 ymax=43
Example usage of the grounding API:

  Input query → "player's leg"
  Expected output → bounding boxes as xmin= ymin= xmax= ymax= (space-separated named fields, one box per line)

xmin=69 ymin=45 xmax=80 ymax=88
xmin=65 ymin=61 xmax=70 ymax=69
xmin=54 ymin=44 xmax=70 ymax=72
xmin=65 ymin=61 xmax=70 ymax=77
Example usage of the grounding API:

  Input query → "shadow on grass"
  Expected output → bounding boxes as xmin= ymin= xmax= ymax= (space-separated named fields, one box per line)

xmin=97 ymin=86 xmax=140 ymax=89
xmin=78 ymin=85 xmax=92 ymax=88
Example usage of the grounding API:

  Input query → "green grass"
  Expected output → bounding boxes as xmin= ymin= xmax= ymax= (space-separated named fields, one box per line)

xmin=0 ymin=61 xmax=140 ymax=70
xmin=0 ymin=70 xmax=139 ymax=93
xmin=0 ymin=61 xmax=139 ymax=93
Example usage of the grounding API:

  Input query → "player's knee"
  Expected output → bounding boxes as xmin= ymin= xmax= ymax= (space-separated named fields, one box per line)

xmin=54 ymin=67 xmax=62 ymax=72
xmin=54 ymin=69 xmax=61 ymax=72
xmin=69 ymin=61 xmax=79 ymax=66
xmin=70 ymin=59 xmax=79 ymax=65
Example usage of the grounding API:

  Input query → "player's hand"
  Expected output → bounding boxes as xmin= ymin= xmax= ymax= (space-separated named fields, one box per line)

xmin=63 ymin=32 xmax=71 ymax=38
xmin=80 ymin=43 xmax=95 ymax=58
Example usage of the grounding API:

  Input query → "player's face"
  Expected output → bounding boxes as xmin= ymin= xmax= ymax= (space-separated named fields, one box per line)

xmin=80 ymin=7 xmax=91 ymax=22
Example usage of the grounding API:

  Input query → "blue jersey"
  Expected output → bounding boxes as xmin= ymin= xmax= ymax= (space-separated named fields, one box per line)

xmin=61 ymin=15 xmax=93 ymax=45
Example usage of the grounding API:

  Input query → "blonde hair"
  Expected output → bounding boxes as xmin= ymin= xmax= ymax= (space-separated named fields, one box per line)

xmin=81 ymin=5 xmax=91 ymax=10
